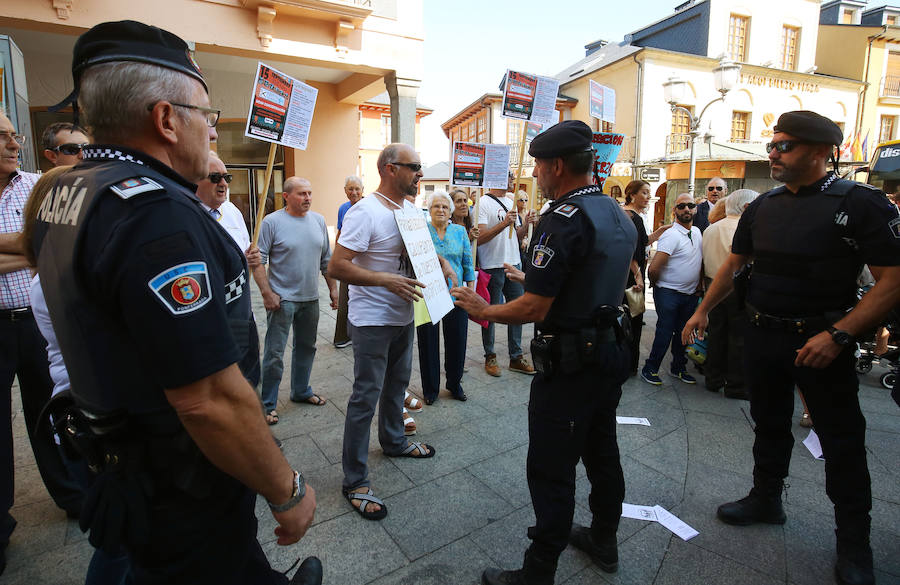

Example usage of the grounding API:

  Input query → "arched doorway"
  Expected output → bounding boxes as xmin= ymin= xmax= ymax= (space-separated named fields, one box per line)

xmin=653 ymin=182 xmax=668 ymax=230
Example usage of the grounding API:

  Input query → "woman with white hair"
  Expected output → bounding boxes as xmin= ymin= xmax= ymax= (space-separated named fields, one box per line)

xmin=701 ymin=188 xmax=759 ymax=399
xmin=417 ymin=190 xmax=476 ymax=404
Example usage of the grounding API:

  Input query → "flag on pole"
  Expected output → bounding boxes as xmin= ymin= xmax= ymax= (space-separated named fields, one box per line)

xmin=851 ymin=133 xmax=862 ymax=161
xmin=861 ymin=131 xmax=869 ymax=161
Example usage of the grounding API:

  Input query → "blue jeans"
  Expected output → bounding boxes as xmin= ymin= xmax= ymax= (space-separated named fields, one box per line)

xmin=643 ymin=287 xmax=698 ymax=375
xmin=481 ymin=265 xmax=524 ymax=359
xmin=261 ymin=300 xmax=319 ymax=412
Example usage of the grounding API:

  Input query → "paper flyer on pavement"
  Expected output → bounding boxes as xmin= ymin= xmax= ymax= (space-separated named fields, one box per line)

xmin=245 ymin=62 xmax=318 ymax=150
xmin=501 ymin=69 xmax=560 ymax=126
xmin=451 ymin=142 xmax=511 ymax=189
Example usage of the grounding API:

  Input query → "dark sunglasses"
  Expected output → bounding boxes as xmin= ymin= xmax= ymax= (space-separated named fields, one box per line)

xmin=391 ymin=162 xmax=422 ymax=172
xmin=208 ymin=172 xmax=233 ymax=184
xmin=675 ymin=202 xmax=697 ymax=210
xmin=765 ymin=140 xmax=807 ymax=154
xmin=707 ymin=185 xmax=724 ymax=192
xmin=52 ymin=143 xmax=88 ymax=156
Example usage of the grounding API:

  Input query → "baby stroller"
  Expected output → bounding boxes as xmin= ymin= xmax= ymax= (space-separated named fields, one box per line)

xmin=854 ymin=303 xmax=898 ymax=391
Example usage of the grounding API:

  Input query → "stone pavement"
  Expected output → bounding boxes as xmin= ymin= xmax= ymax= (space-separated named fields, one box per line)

xmin=4 ymin=282 xmax=899 ymax=584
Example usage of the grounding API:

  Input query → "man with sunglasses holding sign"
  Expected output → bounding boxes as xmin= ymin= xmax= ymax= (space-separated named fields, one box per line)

xmin=682 ymin=110 xmax=900 ymax=585
xmin=41 ymin=122 xmax=91 ymax=168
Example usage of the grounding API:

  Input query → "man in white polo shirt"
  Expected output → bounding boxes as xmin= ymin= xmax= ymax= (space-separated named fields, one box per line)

xmin=477 ymin=171 xmax=536 ymax=377
xmin=641 ymin=192 xmax=703 ymax=385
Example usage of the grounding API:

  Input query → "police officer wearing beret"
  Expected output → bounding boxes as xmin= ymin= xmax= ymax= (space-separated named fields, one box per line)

xmin=33 ymin=21 xmax=321 ymax=585
xmin=683 ymin=110 xmax=900 ymax=585
xmin=453 ymin=120 xmax=637 ymax=585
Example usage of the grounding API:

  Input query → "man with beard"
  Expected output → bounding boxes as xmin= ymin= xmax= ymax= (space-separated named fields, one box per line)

xmin=694 ymin=176 xmax=726 ymax=233
xmin=683 ymin=111 xmax=900 ymax=585
xmin=453 ymin=120 xmax=636 ymax=585
xmin=640 ymin=192 xmax=703 ymax=386
xmin=328 ymin=143 xmax=456 ymax=520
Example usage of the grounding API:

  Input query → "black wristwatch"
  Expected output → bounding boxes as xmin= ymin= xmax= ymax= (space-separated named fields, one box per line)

xmin=267 ymin=470 xmax=306 ymax=513
xmin=827 ymin=326 xmax=855 ymax=347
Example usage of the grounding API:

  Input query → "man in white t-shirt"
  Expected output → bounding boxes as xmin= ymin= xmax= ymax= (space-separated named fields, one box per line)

xmin=328 ymin=143 xmax=456 ymax=520
xmin=477 ymin=171 xmax=536 ymax=377
xmin=641 ymin=192 xmax=703 ymax=386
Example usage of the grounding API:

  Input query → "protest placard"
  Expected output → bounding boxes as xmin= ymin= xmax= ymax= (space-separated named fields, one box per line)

xmin=451 ymin=142 xmax=512 ymax=189
xmin=501 ymin=69 xmax=560 ymax=127
xmin=591 ymin=132 xmax=625 ymax=184
xmin=589 ymin=80 xmax=616 ymax=124
xmin=589 ymin=80 xmax=604 ymax=120
xmin=394 ymin=207 xmax=453 ymax=325
xmin=245 ymin=62 xmax=318 ymax=151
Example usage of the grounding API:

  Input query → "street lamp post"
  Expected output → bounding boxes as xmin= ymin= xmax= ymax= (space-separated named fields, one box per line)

xmin=662 ymin=57 xmax=742 ymax=197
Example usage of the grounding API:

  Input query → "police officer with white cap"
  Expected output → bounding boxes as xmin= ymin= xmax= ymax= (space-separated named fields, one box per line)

xmin=683 ymin=110 xmax=900 ymax=585
xmin=454 ymin=120 xmax=637 ymax=585
xmin=33 ymin=20 xmax=321 ymax=585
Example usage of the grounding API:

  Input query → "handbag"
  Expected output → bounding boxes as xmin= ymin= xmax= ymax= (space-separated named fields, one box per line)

xmin=624 ymin=286 xmax=645 ymax=316
xmin=468 ymin=269 xmax=491 ymax=329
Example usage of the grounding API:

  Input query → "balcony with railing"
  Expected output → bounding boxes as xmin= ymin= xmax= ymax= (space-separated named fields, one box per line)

xmin=666 ymin=133 xmax=692 ymax=155
xmin=881 ymin=75 xmax=900 ymax=98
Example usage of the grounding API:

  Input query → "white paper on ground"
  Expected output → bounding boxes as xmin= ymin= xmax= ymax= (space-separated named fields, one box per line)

xmin=803 ymin=429 xmax=825 ymax=460
xmin=653 ymin=505 xmax=699 ymax=541
xmin=616 ymin=416 xmax=651 ymax=426
xmin=621 ymin=503 xmax=658 ymax=521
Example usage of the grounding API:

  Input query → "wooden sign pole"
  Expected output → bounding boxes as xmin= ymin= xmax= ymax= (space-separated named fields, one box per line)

xmin=509 ymin=122 xmax=529 ymax=239
xmin=251 ymin=142 xmax=278 ymax=246
xmin=471 ymin=189 xmax=481 ymax=266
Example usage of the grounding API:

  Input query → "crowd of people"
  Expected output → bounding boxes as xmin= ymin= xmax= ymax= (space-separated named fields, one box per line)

xmin=0 ymin=19 xmax=899 ymax=585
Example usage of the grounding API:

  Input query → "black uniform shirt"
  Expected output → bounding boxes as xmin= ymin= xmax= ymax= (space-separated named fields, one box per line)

xmin=38 ymin=146 xmax=251 ymax=413
xmin=732 ymin=172 xmax=900 ymax=315
xmin=525 ymin=185 xmax=636 ymax=331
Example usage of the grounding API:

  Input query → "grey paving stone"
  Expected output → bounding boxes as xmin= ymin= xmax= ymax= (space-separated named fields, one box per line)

xmin=460 ymin=406 xmax=530 ymax=453
xmin=280 ymin=433 xmax=333 ymax=473
xmin=653 ymin=537 xmax=785 ymax=585
xmin=368 ymin=537 xmax=491 ymax=585
xmin=683 ymin=410 xmax=756 ymax=476
xmin=588 ymin=523 xmax=676 ymax=585
xmin=628 ymin=427 xmax=688 ymax=483
xmin=386 ymin=425 xmax=495 ymax=485
xmin=467 ymin=444 xmax=530 ymax=508
xmin=262 ymin=512 xmax=408 ymax=585
xmin=0 ymin=538 xmax=95 ymax=585
xmin=3 ymin=499 xmax=69 ymax=574
xmin=380 ymin=469 xmax=513 ymax=559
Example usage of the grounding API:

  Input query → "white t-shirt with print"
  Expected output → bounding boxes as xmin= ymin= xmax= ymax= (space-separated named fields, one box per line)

xmin=339 ymin=193 xmax=416 ymax=326
xmin=477 ymin=193 xmax=521 ymax=269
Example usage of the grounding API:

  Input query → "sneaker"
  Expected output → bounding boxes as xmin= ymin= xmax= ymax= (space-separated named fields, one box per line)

xmin=640 ymin=369 xmax=663 ymax=385
xmin=670 ymin=370 xmax=697 ymax=384
xmin=334 ymin=339 xmax=352 ymax=348
xmin=485 ymin=354 xmax=501 ymax=377
xmin=509 ymin=356 xmax=536 ymax=375
xmin=402 ymin=408 xmax=417 ymax=436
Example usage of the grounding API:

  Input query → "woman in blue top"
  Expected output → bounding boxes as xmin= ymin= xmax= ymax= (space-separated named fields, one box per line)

xmin=417 ymin=190 xmax=476 ymax=404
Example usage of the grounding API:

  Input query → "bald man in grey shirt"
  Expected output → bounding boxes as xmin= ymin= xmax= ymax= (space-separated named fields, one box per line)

xmin=253 ymin=177 xmax=339 ymax=425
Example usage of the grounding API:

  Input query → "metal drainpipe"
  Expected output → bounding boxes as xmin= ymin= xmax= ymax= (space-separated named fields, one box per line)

xmin=633 ymin=52 xmax=644 ymax=174
xmin=858 ymin=29 xmax=883 ymax=139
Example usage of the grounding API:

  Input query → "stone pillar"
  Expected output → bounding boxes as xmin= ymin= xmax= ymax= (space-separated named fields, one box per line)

xmin=385 ymin=72 xmax=420 ymax=147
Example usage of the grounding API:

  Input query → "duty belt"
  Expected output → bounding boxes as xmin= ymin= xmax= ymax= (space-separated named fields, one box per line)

xmin=0 ymin=307 xmax=33 ymax=321
xmin=746 ymin=303 xmax=828 ymax=335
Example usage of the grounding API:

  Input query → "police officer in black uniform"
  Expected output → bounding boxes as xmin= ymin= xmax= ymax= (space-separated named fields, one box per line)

xmin=683 ymin=111 xmax=900 ymax=585
xmin=453 ymin=120 xmax=637 ymax=585
xmin=33 ymin=21 xmax=321 ymax=585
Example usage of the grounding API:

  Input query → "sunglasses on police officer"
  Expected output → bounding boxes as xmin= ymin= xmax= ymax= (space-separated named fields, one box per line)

xmin=765 ymin=140 xmax=808 ymax=154
xmin=207 ymin=172 xmax=233 ymax=184
xmin=52 ymin=143 xmax=88 ymax=156
xmin=675 ymin=202 xmax=697 ymax=210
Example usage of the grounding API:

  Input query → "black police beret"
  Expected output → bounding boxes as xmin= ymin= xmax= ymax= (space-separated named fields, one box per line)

xmin=71 ymin=21 xmax=207 ymax=92
xmin=773 ymin=110 xmax=842 ymax=146
xmin=529 ymin=120 xmax=593 ymax=159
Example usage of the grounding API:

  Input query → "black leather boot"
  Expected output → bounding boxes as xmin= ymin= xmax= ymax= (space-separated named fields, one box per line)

xmin=569 ymin=523 xmax=617 ymax=573
xmin=835 ymin=531 xmax=874 ymax=585
xmin=481 ymin=550 xmax=556 ymax=585
xmin=290 ymin=556 xmax=323 ymax=585
xmin=716 ymin=476 xmax=786 ymax=526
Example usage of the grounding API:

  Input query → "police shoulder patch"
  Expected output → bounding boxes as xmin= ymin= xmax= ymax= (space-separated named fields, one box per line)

xmin=553 ymin=204 xmax=579 ymax=218
xmin=889 ymin=216 xmax=900 ymax=239
xmin=531 ymin=244 xmax=555 ymax=269
xmin=110 ymin=176 xmax=164 ymax=200
xmin=148 ymin=261 xmax=212 ymax=315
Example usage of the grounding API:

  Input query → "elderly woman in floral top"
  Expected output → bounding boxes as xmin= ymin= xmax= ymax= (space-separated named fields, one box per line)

xmin=417 ymin=190 xmax=476 ymax=404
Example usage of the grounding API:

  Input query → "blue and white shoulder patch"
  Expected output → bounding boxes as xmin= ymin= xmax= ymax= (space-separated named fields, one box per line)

xmin=110 ymin=177 xmax=164 ymax=200
xmin=889 ymin=216 xmax=900 ymax=239
xmin=553 ymin=204 xmax=579 ymax=218
xmin=148 ymin=262 xmax=212 ymax=315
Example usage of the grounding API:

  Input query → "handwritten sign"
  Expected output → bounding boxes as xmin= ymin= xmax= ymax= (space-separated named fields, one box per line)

xmin=451 ymin=142 xmax=512 ymax=189
xmin=501 ymin=69 xmax=560 ymax=126
xmin=245 ymin=62 xmax=318 ymax=150
xmin=591 ymin=132 xmax=625 ymax=182
xmin=394 ymin=208 xmax=453 ymax=324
